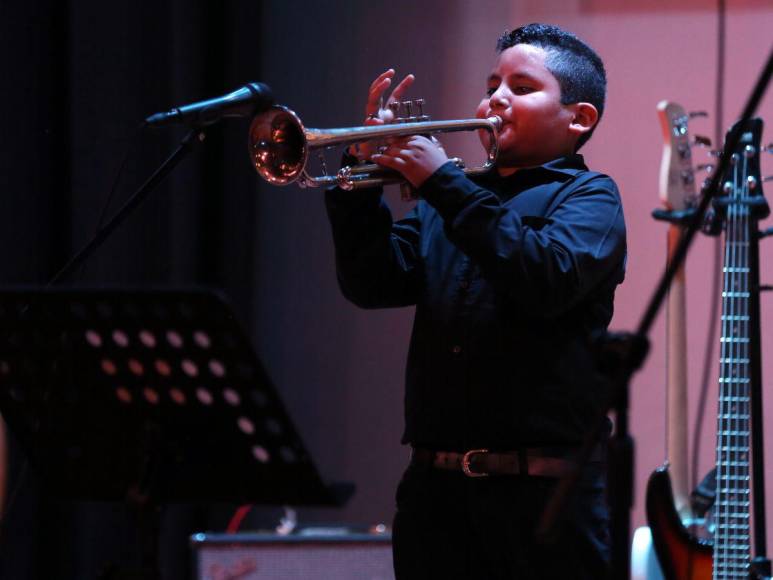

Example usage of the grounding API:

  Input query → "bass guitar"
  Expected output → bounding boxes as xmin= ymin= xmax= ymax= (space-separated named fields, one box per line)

xmin=632 ymin=100 xmax=701 ymax=580
xmin=645 ymin=118 xmax=768 ymax=579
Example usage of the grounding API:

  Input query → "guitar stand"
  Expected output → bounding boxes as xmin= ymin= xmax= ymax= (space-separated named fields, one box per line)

xmin=0 ymin=288 xmax=352 ymax=579
xmin=651 ymin=206 xmax=698 ymax=226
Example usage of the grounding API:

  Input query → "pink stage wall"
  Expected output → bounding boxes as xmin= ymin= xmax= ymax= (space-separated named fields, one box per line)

xmin=254 ymin=0 xmax=773 ymax=542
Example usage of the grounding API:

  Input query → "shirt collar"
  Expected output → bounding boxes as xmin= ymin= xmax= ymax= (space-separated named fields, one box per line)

xmin=539 ymin=154 xmax=588 ymax=175
xmin=474 ymin=154 xmax=589 ymax=196
xmin=498 ymin=154 xmax=588 ymax=179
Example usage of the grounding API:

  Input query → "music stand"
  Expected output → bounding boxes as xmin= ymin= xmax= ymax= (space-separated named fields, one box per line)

xmin=0 ymin=288 xmax=351 ymax=579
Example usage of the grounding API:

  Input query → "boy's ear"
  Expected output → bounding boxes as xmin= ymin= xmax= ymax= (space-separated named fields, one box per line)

xmin=568 ymin=102 xmax=599 ymax=137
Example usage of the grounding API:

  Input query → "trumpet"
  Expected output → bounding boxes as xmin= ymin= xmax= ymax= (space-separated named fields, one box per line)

xmin=248 ymin=105 xmax=501 ymax=191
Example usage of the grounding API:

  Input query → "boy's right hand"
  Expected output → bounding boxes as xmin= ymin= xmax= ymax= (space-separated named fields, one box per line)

xmin=349 ymin=69 xmax=415 ymax=161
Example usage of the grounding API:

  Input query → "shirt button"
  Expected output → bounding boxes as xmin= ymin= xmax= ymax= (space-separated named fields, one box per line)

xmin=451 ymin=345 xmax=462 ymax=354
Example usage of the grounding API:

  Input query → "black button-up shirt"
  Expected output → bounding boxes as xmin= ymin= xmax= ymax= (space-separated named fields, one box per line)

xmin=325 ymin=155 xmax=626 ymax=450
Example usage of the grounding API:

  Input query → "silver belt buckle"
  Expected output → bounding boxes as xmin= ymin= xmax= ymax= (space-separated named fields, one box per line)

xmin=461 ymin=449 xmax=489 ymax=478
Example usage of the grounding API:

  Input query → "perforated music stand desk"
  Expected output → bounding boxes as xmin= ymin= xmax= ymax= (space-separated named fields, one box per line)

xmin=0 ymin=288 xmax=349 ymax=576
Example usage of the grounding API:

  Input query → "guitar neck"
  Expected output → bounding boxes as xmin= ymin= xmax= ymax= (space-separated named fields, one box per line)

xmin=657 ymin=101 xmax=696 ymax=520
xmin=665 ymin=224 xmax=690 ymax=518
xmin=713 ymin=205 xmax=752 ymax=577
xmin=712 ymin=119 xmax=766 ymax=578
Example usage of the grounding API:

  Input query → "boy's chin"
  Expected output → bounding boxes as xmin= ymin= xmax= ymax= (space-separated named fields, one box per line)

xmin=497 ymin=150 xmax=550 ymax=170
xmin=495 ymin=149 xmax=528 ymax=167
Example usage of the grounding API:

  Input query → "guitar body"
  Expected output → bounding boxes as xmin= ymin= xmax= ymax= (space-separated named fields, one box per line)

xmin=645 ymin=466 xmax=712 ymax=580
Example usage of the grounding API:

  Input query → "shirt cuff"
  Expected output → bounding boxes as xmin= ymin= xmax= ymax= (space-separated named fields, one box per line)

xmin=418 ymin=161 xmax=475 ymax=217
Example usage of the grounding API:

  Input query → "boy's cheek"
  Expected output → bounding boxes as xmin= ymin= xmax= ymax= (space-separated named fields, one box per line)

xmin=474 ymin=98 xmax=489 ymax=119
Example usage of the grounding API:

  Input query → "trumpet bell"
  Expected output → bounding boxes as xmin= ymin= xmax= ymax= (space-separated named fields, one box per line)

xmin=248 ymin=105 xmax=308 ymax=185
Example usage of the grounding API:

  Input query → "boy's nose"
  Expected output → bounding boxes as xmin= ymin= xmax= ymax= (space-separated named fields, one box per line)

xmin=489 ymin=92 xmax=508 ymax=109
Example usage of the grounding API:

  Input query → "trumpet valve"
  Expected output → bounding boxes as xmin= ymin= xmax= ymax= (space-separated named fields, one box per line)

xmin=389 ymin=99 xmax=431 ymax=123
xmin=336 ymin=165 xmax=355 ymax=191
xmin=388 ymin=102 xmax=401 ymax=122
xmin=415 ymin=98 xmax=430 ymax=122
xmin=402 ymin=100 xmax=413 ymax=120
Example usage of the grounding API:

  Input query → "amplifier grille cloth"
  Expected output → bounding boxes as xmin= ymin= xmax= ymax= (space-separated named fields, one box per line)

xmin=195 ymin=538 xmax=394 ymax=580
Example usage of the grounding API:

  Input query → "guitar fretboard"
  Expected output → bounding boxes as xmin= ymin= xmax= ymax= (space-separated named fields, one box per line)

xmin=713 ymin=147 xmax=755 ymax=579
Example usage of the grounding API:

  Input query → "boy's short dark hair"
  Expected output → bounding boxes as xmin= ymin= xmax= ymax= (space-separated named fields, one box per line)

xmin=497 ymin=23 xmax=606 ymax=151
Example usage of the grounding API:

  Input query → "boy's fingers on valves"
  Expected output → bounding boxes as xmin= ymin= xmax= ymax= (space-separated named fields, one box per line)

xmin=365 ymin=69 xmax=415 ymax=123
xmin=352 ymin=69 xmax=415 ymax=161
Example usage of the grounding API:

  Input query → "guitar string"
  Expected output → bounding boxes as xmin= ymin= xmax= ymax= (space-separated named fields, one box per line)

xmin=725 ymin=156 xmax=737 ymax=577
xmin=712 ymin=157 xmax=737 ymax=580
xmin=740 ymin=152 xmax=751 ymax=571
xmin=728 ymin=177 xmax=734 ymax=578
xmin=726 ymin=160 xmax=734 ymax=577
xmin=729 ymin=157 xmax=744 ymax=577
xmin=739 ymin=153 xmax=750 ymax=574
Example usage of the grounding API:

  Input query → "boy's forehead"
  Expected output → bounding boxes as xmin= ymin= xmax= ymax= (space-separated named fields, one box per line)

xmin=489 ymin=44 xmax=550 ymax=79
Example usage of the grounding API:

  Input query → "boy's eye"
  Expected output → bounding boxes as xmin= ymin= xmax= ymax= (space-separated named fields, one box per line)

xmin=485 ymin=87 xmax=496 ymax=96
xmin=513 ymin=86 xmax=534 ymax=94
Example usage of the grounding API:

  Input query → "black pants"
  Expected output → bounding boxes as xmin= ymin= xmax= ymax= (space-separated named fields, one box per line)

xmin=392 ymin=461 xmax=609 ymax=580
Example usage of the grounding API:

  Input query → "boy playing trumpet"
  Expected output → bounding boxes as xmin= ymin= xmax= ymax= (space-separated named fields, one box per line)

xmin=326 ymin=23 xmax=626 ymax=579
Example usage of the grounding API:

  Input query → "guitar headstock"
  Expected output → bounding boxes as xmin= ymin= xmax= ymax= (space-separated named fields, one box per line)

xmin=718 ymin=118 xmax=767 ymax=206
xmin=657 ymin=101 xmax=699 ymax=212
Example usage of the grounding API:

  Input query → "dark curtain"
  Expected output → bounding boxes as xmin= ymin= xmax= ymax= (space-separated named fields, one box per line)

xmin=0 ymin=1 xmax=265 ymax=578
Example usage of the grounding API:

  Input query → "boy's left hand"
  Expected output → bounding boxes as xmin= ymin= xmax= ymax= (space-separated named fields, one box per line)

xmin=372 ymin=135 xmax=449 ymax=188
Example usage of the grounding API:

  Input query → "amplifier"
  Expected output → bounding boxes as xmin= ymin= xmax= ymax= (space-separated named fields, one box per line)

xmin=191 ymin=530 xmax=394 ymax=580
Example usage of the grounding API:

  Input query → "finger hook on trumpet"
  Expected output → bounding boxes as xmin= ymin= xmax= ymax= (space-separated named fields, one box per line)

xmin=248 ymin=105 xmax=501 ymax=193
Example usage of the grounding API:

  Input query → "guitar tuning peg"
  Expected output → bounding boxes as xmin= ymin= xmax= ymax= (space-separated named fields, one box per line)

xmin=676 ymin=143 xmax=691 ymax=160
xmin=692 ymin=135 xmax=712 ymax=148
xmin=696 ymin=163 xmax=715 ymax=174
xmin=688 ymin=111 xmax=709 ymax=119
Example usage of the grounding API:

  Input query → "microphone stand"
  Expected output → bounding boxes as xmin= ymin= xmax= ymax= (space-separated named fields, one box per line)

xmin=46 ymin=127 xmax=206 ymax=286
xmin=536 ymin=47 xmax=772 ymax=580
xmin=47 ymin=81 xmax=275 ymax=286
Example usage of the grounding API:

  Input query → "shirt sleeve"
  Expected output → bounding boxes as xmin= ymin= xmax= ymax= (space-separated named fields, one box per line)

xmin=419 ymin=161 xmax=626 ymax=318
xmin=324 ymin=184 xmax=422 ymax=309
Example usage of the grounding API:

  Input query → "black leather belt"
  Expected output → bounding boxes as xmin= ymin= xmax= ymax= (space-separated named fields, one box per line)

xmin=410 ymin=446 xmax=602 ymax=478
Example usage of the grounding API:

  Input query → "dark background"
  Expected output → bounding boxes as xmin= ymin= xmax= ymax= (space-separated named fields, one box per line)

xmin=0 ymin=2 xmax=282 ymax=578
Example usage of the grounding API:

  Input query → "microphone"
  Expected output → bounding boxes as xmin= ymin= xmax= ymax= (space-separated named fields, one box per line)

xmin=144 ymin=82 xmax=274 ymax=128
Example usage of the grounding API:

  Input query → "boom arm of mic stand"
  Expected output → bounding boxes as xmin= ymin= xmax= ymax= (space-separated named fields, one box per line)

xmin=46 ymin=128 xmax=206 ymax=286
